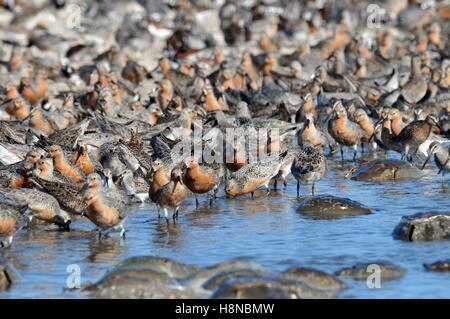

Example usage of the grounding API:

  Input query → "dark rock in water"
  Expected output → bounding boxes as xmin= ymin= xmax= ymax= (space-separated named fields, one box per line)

xmin=183 ymin=260 xmax=266 ymax=291
xmin=350 ymin=159 xmax=422 ymax=181
xmin=115 ymin=256 xmax=198 ymax=280
xmin=83 ymin=261 xmax=201 ymax=299
xmin=282 ymin=267 xmax=347 ymax=291
xmin=0 ymin=257 xmax=20 ymax=291
xmin=424 ymin=260 xmax=450 ymax=272
xmin=203 ymin=269 xmax=271 ymax=291
xmin=393 ymin=212 xmax=450 ymax=242
xmin=297 ymin=195 xmax=371 ymax=219
xmin=211 ymin=278 xmax=338 ymax=299
xmin=83 ymin=268 xmax=179 ymax=298
xmin=336 ymin=262 xmax=405 ymax=281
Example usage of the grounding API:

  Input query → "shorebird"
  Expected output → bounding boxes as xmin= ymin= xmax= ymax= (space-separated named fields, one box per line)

xmin=328 ymin=101 xmax=363 ymax=161
xmin=71 ymin=144 xmax=102 ymax=176
xmin=148 ymin=159 xmax=170 ymax=218
xmin=203 ymin=86 xmax=227 ymax=112
xmin=154 ymin=167 xmax=188 ymax=223
xmin=291 ymin=145 xmax=327 ymax=196
xmin=421 ymin=142 xmax=450 ymax=184
xmin=32 ymin=157 xmax=75 ymax=185
xmin=0 ymin=150 xmax=42 ymax=188
xmin=18 ymin=71 xmax=48 ymax=105
xmin=225 ymin=151 xmax=288 ymax=198
xmin=1 ymin=82 xmax=18 ymax=116
xmin=182 ymin=157 xmax=220 ymax=206
xmin=0 ymin=205 xmax=27 ymax=248
xmin=401 ymin=56 xmax=427 ymax=105
xmin=49 ymin=145 xmax=86 ymax=187
xmin=392 ymin=115 xmax=440 ymax=161
xmin=117 ymin=169 xmax=149 ymax=203
xmin=271 ymin=150 xmax=296 ymax=191
xmin=389 ymin=109 xmax=407 ymax=137
xmin=84 ymin=181 xmax=127 ymax=239
xmin=29 ymin=105 xmax=57 ymax=136
xmin=378 ymin=115 xmax=403 ymax=155
xmin=295 ymin=94 xmax=317 ymax=123
xmin=353 ymin=108 xmax=376 ymax=153
xmin=11 ymin=98 xmax=29 ymax=121
xmin=36 ymin=118 xmax=91 ymax=150
xmin=0 ymin=187 xmax=71 ymax=229
xmin=158 ymin=79 xmax=173 ymax=110
xmin=30 ymin=174 xmax=87 ymax=216
xmin=85 ymin=172 xmax=132 ymax=207
xmin=297 ymin=113 xmax=327 ymax=150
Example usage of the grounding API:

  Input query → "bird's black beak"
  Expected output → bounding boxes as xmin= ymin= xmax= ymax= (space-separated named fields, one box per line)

xmin=62 ymin=220 xmax=71 ymax=231
xmin=55 ymin=217 xmax=71 ymax=231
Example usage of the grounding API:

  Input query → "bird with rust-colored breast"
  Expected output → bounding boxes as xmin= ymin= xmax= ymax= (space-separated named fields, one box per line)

xmin=84 ymin=173 xmax=127 ymax=239
xmin=154 ymin=167 xmax=188 ymax=223
xmin=182 ymin=156 xmax=221 ymax=206
xmin=328 ymin=100 xmax=364 ymax=161
xmin=48 ymin=145 xmax=86 ymax=188
xmin=225 ymin=151 xmax=288 ymax=198
xmin=0 ymin=150 xmax=42 ymax=188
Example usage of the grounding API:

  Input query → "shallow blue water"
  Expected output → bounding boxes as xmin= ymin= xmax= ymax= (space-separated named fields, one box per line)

xmin=1 ymin=150 xmax=450 ymax=298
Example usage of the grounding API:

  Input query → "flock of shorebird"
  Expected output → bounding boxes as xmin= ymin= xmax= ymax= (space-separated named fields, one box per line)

xmin=0 ymin=0 xmax=449 ymax=248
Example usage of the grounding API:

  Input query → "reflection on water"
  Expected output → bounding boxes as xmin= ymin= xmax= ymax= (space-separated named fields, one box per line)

xmin=153 ymin=222 xmax=185 ymax=248
xmin=86 ymin=237 xmax=126 ymax=264
xmin=1 ymin=150 xmax=450 ymax=298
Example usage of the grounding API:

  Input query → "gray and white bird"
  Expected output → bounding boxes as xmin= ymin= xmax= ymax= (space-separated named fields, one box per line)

xmin=291 ymin=145 xmax=327 ymax=196
xmin=422 ymin=141 xmax=450 ymax=184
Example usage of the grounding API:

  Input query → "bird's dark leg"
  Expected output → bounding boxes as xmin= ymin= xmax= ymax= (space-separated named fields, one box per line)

xmin=312 ymin=183 xmax=315 ymax=196
xmin=297 ymin=181 xmax=300 ymax=197
xmin=195 ymin=195 xmax=199 ymax=207
xmin=251 ymin=191 xmax=254 ymax=198
xmin=273 ymin=180 xmax=277 ymax=191
xmin=361 ymin=142 xmax=364 ymax=155
xmin=209 ymin=194 xmax=214 ymax=207
xmin=340 ymin=146 xmax=344 ymax=162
